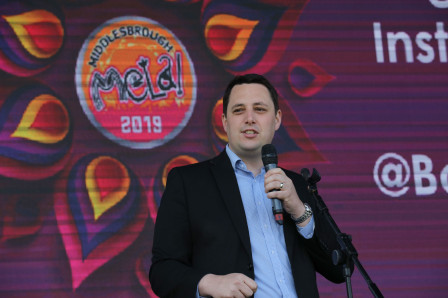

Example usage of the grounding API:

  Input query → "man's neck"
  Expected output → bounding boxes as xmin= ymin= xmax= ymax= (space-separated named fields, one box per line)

xmin=227 ymin=145 xmax=264 ymax=176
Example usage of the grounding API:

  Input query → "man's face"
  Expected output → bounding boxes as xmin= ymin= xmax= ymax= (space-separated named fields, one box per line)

xmin=222 ymin=83 xmax=282 ymax=159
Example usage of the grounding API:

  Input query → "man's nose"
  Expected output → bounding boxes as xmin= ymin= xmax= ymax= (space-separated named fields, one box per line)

xmin=245 ymin=109 xmax=255 ymax=123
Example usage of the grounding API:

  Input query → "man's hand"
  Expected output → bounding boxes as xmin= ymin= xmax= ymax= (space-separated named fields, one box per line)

xmin=264 ymin=168 xmax=311 ymax=227
xmin=198 ymin=273 xmax=257 ymax=298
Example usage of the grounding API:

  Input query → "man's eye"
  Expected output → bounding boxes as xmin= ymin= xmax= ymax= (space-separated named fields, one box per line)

xmin=233 ymin=108 xmax=243 ymax=113
xmin=255 ymin=107 xmax=266 ymax=112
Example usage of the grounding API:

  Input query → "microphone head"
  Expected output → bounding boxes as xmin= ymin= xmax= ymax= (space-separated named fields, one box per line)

xmin=261 ymin=144 xmax=277 ymax=166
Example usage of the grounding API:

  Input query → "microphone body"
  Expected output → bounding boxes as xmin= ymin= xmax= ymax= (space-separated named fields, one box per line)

xmin=261 ymin=144 xmax=284 ymax=225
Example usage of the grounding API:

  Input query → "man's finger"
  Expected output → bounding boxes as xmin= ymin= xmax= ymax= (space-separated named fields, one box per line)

xmin=242 ymin=276 xmax=257 ymax=292
xmin=239 ymin=283 xmax=254 ymax=297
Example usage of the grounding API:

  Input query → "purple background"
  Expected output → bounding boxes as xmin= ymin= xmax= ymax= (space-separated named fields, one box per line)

xmin=0 ymin=0 xmax=447 ymax=297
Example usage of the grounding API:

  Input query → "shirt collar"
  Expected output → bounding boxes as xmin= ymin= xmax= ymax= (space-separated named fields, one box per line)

xmin=225 ymin=144 xmax=242 ymax=170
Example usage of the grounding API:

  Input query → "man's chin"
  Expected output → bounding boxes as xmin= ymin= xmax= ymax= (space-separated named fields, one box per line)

xmin=240 ymin=145 xmax=263 ymax=156
xmin=229 ymin=141 xmax=264 ymax=156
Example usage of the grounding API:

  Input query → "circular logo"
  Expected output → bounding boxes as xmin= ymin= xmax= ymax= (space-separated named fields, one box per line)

xmin=76 ymin=16 xmax=196 ymax=149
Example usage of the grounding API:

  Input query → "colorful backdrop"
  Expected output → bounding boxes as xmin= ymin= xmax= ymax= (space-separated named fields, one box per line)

xmin=0 ymin=0 xmax=447 ymax=297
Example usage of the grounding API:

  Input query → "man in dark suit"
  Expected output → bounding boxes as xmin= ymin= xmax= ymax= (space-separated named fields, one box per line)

xmin=149 ymin=74 xmax=350 ymax=297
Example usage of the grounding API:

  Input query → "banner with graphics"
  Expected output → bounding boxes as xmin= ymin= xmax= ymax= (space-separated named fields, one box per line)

xmin=0 ymin=0 xmax=447 ymax=297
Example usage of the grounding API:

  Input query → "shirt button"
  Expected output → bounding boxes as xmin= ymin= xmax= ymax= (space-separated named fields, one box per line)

xmin=248 ymin=263 xmax=253 ymax=270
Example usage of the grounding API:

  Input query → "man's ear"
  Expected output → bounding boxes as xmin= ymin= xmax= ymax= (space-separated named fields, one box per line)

xmin=221 ymin=113 xmax=228 ymax=133
xmin=275 ymin=109 xmax=282 ymax=131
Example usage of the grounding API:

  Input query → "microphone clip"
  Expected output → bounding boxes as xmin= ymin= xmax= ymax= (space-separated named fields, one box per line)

xmin=301 ymin=168 xmax=321 ymax=194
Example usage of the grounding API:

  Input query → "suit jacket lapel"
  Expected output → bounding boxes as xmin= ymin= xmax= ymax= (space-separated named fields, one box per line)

xmin=209 ymin=151 xmax=252 ymax=258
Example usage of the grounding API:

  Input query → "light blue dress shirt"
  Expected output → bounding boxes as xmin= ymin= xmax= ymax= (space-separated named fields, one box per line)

xmin=197 ymin=146 xmax=315 ymax=298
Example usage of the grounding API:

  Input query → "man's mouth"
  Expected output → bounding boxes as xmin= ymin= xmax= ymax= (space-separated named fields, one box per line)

xmin=242 ymin=129 xmax=258 ymax=135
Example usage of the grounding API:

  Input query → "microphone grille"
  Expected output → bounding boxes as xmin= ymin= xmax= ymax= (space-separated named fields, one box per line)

xmin=261 ymin=144 xmax=278 ymax=165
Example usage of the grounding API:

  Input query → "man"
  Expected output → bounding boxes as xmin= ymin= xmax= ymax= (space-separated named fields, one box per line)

xmin=149 ymin=74 xmax=350 ymax=297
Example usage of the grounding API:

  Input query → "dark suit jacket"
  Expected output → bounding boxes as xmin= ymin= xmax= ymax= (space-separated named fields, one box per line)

xmin=149 ymin=151 xmax=348 ymax=297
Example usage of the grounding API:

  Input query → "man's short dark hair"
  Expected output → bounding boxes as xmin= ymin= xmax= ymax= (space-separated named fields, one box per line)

xmin=222 ymin=73 xmax=279 ymax=116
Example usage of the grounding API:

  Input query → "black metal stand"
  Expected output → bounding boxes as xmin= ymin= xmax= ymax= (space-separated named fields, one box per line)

xmin=301 ymin=168 xmax=384 ymax=298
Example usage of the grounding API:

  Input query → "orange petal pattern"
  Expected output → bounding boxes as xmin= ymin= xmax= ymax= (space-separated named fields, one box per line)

xmin=3 ymin=10 xmax=64 ymax=59
xmin=11 ymin=94 xmax=70 ymax=144
xmin=85 ymin=156 xmax=131 ymax=220
xmin=205 ymin=14 xmax=258 ymax=61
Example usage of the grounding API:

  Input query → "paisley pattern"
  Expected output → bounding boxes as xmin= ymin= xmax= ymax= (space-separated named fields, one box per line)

xmin=0 ymin=1 xmax=64 ymax=76
xmin=288 ymin=59 xmax=335 ymax=98
xmin=201 ymin=0 xmax=309 ymax=74
xmin=0 ymin=84 xmax=72 ymax=180
xmin=54 ymin=155 xmax=147 ymax=289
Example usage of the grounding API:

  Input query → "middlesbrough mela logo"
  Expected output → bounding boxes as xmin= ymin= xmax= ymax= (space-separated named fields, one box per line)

xmin=76 ymin=16 xmax=196 ymax=149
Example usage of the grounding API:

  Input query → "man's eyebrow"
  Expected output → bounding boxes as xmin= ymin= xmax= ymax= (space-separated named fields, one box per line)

xmin=230 ymin=102 xmax=269 ymax=110
xmin=253 ymin=102 xmax=268 ymax=106
xmin=230 ymin=103 xmax=245 ymax=110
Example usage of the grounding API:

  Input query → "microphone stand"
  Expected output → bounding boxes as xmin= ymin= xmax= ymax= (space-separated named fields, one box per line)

xmin=301 ymin=168 xmax=384 ymax=298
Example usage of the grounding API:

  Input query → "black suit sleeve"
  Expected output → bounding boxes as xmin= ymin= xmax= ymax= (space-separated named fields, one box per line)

xmin=149 ymin=167 xmax=204 ymax=298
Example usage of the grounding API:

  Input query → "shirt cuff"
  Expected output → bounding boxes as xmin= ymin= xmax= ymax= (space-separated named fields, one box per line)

xmin=296 ymin=215 xmax=315 ymax=239
xmin=196 ymin=284 xmax=211 ymax=298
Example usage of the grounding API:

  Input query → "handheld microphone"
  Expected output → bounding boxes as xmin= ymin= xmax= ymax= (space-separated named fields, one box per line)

xmin=261 ymin=144 xmax=283 ymax=225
